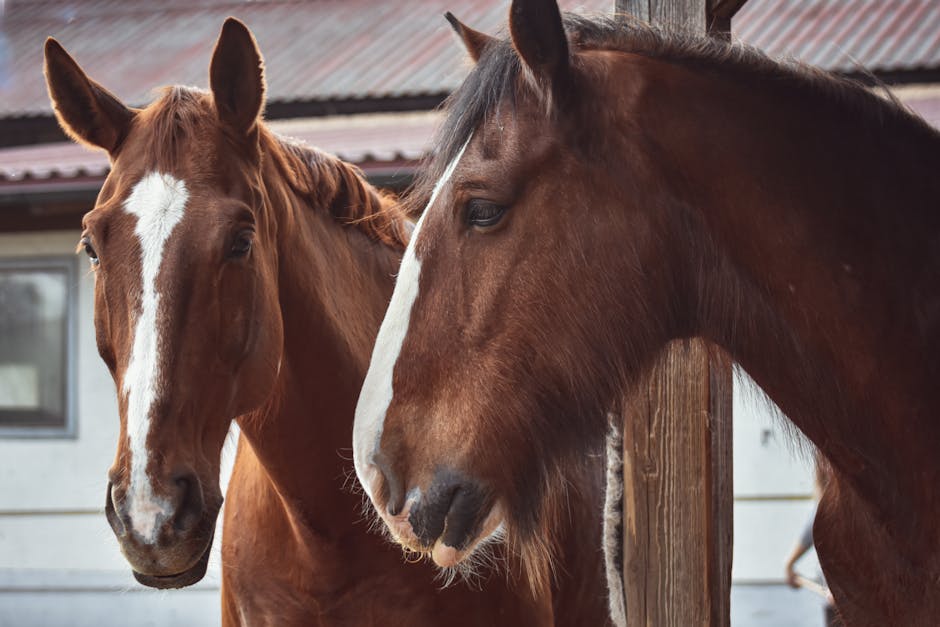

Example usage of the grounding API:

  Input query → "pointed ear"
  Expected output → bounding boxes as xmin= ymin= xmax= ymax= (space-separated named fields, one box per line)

xmin=509 ymin=0 xmax=569 ymax=87
xmin=44 ymin=38 xmax=135 ymax=153
xmin=444 ymin=12 xmax=496 ymax=62
xmin=209 ymin=18 xmax=266 ymax=133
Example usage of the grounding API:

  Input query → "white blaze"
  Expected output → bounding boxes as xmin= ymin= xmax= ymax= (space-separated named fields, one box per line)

xmin=121 ymin=171 xmax=188 ymax=543
xmin=353 ymin=136 xmax=473 ymax=502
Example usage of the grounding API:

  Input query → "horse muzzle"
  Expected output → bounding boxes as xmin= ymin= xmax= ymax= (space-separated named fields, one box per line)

xmin=105 ymin=477 xmax=220 ymax=588
xmin=373 ymin=465 xmax=505 ymax=568
xmin=130 ymin=529 xmax=215 ymax=589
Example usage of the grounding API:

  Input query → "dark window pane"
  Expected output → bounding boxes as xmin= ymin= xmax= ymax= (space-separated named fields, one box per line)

xmin=0 ymin=263 xmax=70 ymax=430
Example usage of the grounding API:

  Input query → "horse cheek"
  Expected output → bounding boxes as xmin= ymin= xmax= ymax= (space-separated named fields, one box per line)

xmin=232 ymin=262 xmax=283 ymax=413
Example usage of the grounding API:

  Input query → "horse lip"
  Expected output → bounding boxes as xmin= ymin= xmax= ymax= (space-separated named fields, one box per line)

xmin=131 ymin=531 xmax=214 ymax=590
xmin=430 ymin=504 xmax=505 ymax=569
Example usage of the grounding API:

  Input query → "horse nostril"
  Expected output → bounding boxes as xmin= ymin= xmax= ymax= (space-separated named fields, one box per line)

xmin=440 ymin=485 xmax=487 ymax=550
xmin=104 ymin=481 xmax=127 ymax=536
xmin=372 ymin=452 xmax=406 ymax=516
xmin=410 ymin=470 xmax=488 ymax=549
xmin=171 ymin=474 xmax=204 ymax=533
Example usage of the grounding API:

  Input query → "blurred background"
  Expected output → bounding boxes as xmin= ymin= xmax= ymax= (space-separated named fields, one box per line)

xmin=1 ymin=1 xmax=938 ymax=625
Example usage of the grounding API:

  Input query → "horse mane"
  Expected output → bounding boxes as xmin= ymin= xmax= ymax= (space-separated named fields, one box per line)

xmin=141 ymin=86 xmax=410 ymax=250
xmin=263 ymin=132 xmax=410 ymax=250
xmin=405 ymin=12 xmax=938 ymax=218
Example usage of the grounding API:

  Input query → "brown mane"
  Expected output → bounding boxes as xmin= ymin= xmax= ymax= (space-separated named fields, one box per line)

xmin=265 ymin=132 xmax=410 ymax=250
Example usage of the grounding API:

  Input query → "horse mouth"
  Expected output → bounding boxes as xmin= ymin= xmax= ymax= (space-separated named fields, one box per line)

xmin=131 ymin=532 xmax=214 ymax=590
xmin=383 ymin=501 xmax=506 ymax=570
xmin=429 ymin=505 xmax=506 ymax=569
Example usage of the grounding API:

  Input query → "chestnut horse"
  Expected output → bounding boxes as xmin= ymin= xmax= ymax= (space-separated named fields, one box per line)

xmin=354 ymin=1 xmax=940 ymax=624
xmin=44 ymin=18 xmax=607 ymax=626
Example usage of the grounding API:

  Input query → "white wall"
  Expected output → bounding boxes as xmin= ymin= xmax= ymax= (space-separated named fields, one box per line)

xmin=732 ymin=370 xmax=821 ymax=583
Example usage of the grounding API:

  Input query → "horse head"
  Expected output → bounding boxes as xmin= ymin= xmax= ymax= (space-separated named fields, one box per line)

xmin=45 ymin=18 xmax=283 ymax=588
xmin=353 ymin=0 xmax=657 ymax=585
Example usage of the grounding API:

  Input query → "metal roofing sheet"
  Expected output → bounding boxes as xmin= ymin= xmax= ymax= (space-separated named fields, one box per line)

xmin=2 ymin=1 xmax=940 ymax=118
xmin=0 ymin=110 xmax=443 ymax=184
xmin=0 ymin=0 xmax=611 ymax=117
xmin=734 ymin=0 xmax=940 ymax=74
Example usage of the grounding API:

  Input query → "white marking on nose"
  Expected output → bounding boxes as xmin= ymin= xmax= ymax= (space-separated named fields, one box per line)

xmin=353 ymin=135 xmax=473 ymax=503
xmin=121 ymin=171 xmax=188 ymax=543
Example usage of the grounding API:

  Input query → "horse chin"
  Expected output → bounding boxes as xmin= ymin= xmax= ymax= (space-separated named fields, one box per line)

xmin=131 ymin=530 xmax=214 ymax=590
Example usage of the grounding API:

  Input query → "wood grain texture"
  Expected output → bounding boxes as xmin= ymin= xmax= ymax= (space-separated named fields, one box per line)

xmin=620 ymin=340 xmax=732 ymax=626
xmin=613 ymin=0 xmax=705 ymax=31
xmin=613 ymin=0 xmax=743 ymax=36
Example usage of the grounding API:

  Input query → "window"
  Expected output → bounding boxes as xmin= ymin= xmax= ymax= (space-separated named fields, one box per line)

xmin=0 ymin=257 xmax=76 ymax=437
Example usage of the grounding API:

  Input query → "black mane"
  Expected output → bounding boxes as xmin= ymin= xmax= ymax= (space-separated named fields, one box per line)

xmin=404 ymin=12 xmax=935 ymax=218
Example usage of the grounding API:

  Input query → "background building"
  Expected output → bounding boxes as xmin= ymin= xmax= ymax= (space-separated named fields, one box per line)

xmin=1 ymin=1 xmax=938 ymax=625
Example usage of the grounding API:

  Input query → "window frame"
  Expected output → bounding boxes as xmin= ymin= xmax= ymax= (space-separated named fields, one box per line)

xmin=0 ymin=255 xmax=79 ymax=439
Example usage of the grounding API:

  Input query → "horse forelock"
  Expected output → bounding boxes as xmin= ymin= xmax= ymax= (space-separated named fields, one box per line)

xmin=137 ymin=86 xmax=216 ymax=174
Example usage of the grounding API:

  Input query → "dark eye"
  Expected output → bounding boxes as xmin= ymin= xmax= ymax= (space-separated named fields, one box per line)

xmin=229 ymin=230 xmax=254 ymax=259
xmin=466 ymin=199 xmax=506 ymax=229
xmin=80 ymin=237 xmax=99 ymax=266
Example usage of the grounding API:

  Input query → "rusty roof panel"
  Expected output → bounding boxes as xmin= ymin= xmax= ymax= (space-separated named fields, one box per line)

xmin=0 ymin=110 xmax=443 ymax=183
xmin=0 ymin=0 xmax=611 ymax=117
xmin=734 ymin=0 xmax=940 ymax=74
xmin=1 ymin=1 xmax=939 ymax=118
xmin=0 ymin=0 xmax=940 ymax=117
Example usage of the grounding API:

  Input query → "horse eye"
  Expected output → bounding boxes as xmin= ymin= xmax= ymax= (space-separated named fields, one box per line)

xmin=229 ymin=230 xmax=254 ymax=259
xmin=466 ymin=199 xmax=506 ymax=229
xmin=80 ymin=237 xmax=100 ymax=266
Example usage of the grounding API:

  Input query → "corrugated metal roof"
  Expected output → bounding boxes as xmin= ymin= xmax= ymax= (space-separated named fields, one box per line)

xmin=734 ymin=0 xmax=940 ymax=74
xmin=0 ymin=110 xmax=442 ymax=185
xmin=3 ymin=0 xmax=940 ymax=119
xmin=0 ymin=0 xmax=611 ymax=118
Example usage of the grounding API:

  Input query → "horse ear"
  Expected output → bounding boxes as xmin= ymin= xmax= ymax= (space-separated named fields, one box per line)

xmin=508 ymin=0 xmax=569 ymax=89
xmin=210 ymin=18 xmax=266 ymax=133
xmin=44 ymin=38 xmax=135 ymax=154
xmin=444 ymin=12 xmax=496 ymax=62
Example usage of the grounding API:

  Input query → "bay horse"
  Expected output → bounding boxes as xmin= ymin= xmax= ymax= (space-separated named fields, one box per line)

xmin=353 ymin=1 xmax=940 ymax=624
xmin=44 ymin=17 xmax=607 ymax=625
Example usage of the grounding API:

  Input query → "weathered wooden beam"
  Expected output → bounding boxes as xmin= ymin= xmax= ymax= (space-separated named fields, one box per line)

xmin=614 ymin=0 xmax=706 ymax=31
xmin=612 ymin=2 xmax=740 ymax=625
xmin=621 ymin=340 xmax=733 ymax=626
xmin=708 ymin=0 xmax=749 ymax=19
xmin=613 ymin=0 xmax=746 ymax=37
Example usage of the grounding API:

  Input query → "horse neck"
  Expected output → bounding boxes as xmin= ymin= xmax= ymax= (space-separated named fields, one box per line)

xmin=239 ymin=137 xmax=404 ymax=536
xmin=616 ymin=56 xmax=940 ymax=504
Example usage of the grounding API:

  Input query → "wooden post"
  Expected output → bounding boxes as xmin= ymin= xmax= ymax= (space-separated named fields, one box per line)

xmin=621 ymin=340 xmax=732 ymax=625
xmin=612 ymin=1 xmax=744 ymax=625
xmin=614 ymin=0 xmax=748 ymax=35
